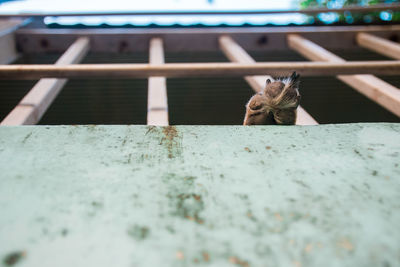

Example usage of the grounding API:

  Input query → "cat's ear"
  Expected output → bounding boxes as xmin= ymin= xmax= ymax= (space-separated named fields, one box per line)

xmin=266 ymin=79 xmax=271 ymax=85
xmin=290 ymin=71 xmax=300 ymax=87
xmin=290 ymin=71 xmax=300 ymax=82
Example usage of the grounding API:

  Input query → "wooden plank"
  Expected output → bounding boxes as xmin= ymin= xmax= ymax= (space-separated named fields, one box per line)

xmin=0 ymin=18 xmax=27 ymax=36
xmin=219 ymin=35 xmax=318 ymax=125
xmin=0 ymin=61 xmax=399 ymax=79
xmin=0 ymin=32 xmax=17 ymax=64
xmin=288 ymin=34 xmax=400 ymax=117
xmin=0 ymin=19 xmax=27 ymax=64
xmin=17 ymin=25 xmax=400 ymax=36
xmin=1 ymin=3 xmax=399 ymax=17
xmin=1 ymin=37 xmax=90 ymax=125
xmin=15 ymin=25 xmax=400 ymax=53
xmin=147 ymin=38 xmax=168 ymax=126
xmin=357 ymin=32 xmax=400 ymax=60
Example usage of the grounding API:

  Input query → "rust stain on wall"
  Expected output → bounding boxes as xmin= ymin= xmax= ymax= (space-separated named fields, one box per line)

xmin=162 ymin=126 xmax=179 ymax=158
xmin=229 ymin=256 xmax=250 ymax=267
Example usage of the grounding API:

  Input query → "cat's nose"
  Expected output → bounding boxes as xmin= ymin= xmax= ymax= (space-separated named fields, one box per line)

xmin=243 ymin=115 xmax=252 ymax=125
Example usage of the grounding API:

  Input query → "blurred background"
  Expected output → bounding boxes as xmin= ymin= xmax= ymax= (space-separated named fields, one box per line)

xmin=0 ymin=0 xmax=398 ymax=26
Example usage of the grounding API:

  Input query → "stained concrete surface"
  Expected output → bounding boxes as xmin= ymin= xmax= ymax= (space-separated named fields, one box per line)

xmin=0 ymin=124 xmax=399 ymax=267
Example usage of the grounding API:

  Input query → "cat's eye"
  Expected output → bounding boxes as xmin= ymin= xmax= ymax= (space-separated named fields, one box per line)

xmin=250 ymin=104 xmax=262 ymax=110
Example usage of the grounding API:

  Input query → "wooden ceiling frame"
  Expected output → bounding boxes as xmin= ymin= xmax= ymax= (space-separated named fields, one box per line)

xmin=1 ymin=22 xmax=400 ymax=125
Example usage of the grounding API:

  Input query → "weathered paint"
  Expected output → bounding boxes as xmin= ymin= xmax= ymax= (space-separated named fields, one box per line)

xmin=0 ymin=124 xmax=399 ymax=267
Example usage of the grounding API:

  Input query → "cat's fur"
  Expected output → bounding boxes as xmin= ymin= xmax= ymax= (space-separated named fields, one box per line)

xmin=243 ymin=72 xmax=301 ymax=125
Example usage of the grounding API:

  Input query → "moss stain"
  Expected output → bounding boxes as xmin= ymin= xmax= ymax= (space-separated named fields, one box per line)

xmin=171 ymin=193 xmax=205 ymax=224
xmin=183 ymin=176 xmax=196 ymax=185
xmin=3 ymin=251 xmax=26 ymax=266
xmin=91 ymin=201 xmax=103 ymax=208
xmin=127 ymin=225 xmax=150 ymax=241
xmin=22 ymin=132 xmax=32 ymax=144
xmin=61 ymin=228 xmax=68 ymax=236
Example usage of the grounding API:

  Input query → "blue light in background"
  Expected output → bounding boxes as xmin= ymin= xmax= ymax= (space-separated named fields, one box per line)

xmin=363 ymin=14 xmax=373 ymax=23
xmin=380 ymin=11 xmax=393 ymax=21
xmin=317 ymin=12 xmax=339 ymax=24
xmin=0 ymin=0 xmax=398 ymax=26
xmin=0 ymin=0 xmax=309 ymax=26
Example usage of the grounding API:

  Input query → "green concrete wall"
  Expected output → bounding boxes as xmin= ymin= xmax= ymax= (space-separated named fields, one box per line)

xmin=0 ymin=124 xmax=399 ymax=267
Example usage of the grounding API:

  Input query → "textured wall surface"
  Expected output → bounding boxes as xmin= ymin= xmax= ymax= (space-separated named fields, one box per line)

xmin=0 ymin=124 xmax=399 ymax=267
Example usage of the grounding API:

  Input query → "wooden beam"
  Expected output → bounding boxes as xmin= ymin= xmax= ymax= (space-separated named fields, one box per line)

xmin=15 ymin=25 xmax=400 ymax=53
xmin=0 ymin=19 xmax=27 ymax=64
xmin=357 ymin=32 xmax=400 ymax=60
xmin=219 ymin=35 xmax=318 ymax=126
xmin=0 ymin=61 xmax=399 ymax=79
xmin=288 ymin=34 xmax=400 ymax=117
xmin=0 ymin=32 xmax=17 ymax=64
xmin=1 ymin=37 xmax=90 ymax=125
xmin=147 ymin=38 xmax=168 ymax=126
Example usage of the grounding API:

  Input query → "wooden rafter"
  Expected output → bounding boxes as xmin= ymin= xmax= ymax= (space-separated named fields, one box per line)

xmin=147 ymin=38 xmax=168 ymax=126
xmin=0 ymin=61 xmax=399 ymax=79
xmin=1 ymin=37 xmax=90 ymax=125
xmin=0 ymin=19 xmax=27 ymax=64
xmin=357 ymin=32 xmax=400 ymax=60
xmin=15 ymin=25 xmax=400 ymax=53
xmin=288 ymin=34 xmax=400 ymax=117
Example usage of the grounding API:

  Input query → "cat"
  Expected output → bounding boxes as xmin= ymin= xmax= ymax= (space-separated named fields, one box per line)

xmin=243 ymin=71 xmax=301 ymax=125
